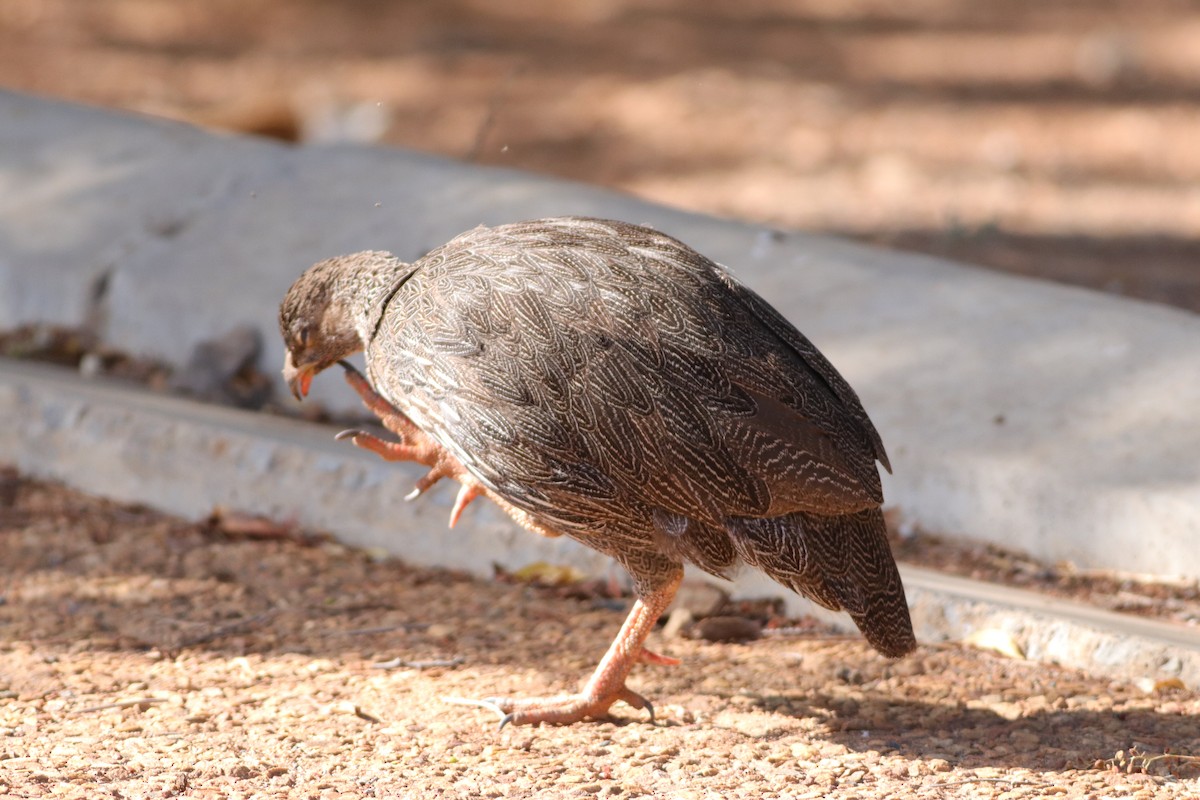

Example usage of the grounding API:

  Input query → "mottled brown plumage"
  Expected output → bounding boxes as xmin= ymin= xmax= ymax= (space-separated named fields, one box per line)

xmin=279 ymin=216 xmax=915 ymax=725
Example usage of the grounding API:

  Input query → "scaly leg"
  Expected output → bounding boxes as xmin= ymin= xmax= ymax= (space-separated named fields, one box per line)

xmin=339 ymin=360 xmax=423 ymax=442
xmin=481 ymin=568 xmax=682 ymax=728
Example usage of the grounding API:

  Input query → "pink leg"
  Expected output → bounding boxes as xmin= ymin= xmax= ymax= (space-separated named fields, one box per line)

xmin=340 ymin=361 xmax=424 ymax=443
xmin=484 ymin=568 xmax=683 ymax=727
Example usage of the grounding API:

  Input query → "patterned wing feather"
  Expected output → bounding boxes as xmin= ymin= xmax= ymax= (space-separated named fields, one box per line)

xmin=361 ymin=217 xmax=910 ymax=649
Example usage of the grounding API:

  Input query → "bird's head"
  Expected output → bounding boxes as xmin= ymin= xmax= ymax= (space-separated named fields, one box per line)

xmin=278 ymin=251 xmax=405 ymax=401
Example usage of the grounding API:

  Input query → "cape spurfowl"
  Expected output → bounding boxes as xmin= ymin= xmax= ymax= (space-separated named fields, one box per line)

xmin=279 ymin=216 xmax=915 ymax=726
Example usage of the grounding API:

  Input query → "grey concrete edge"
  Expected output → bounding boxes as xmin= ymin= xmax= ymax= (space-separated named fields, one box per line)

xmin=4 ymin=91 xmax=1200 ymax=580
xmin=4 ymin=357 xmax=1197 ymax=689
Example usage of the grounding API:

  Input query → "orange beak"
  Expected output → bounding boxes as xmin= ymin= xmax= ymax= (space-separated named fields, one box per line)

xmin=282 ymin=351 xmax=315 ymax=401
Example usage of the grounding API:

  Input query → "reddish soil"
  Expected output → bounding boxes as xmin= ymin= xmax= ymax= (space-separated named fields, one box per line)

xmin=2 ymin=473 xmax=1198 ymax=798
xmin=2 ymin=0 xmax=1199 ymax=311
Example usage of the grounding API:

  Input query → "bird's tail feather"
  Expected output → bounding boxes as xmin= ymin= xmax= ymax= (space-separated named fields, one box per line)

xmin=728 ymin=508 xmax=916 ymax=658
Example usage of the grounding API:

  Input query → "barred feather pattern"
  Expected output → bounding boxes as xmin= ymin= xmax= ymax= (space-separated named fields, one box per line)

xmin=334 ymin=217 xmax=913 ymax=658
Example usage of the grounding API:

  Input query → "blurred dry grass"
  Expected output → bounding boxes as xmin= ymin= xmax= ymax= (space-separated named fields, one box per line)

xmin=3 ymin=0 xmax=1199 ymax=308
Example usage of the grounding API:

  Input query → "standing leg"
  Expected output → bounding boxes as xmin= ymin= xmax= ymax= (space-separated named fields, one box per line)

xmin=484 ymin=566 xmax=683 ymax=727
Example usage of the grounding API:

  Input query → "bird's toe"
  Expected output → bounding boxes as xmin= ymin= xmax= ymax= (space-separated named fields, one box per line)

xmin=474 ymin=687 xmax=655 ymax=728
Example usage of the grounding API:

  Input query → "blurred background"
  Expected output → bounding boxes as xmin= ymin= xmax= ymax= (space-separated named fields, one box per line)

xmin=3 ymin=0 xmax=1198 ymax=311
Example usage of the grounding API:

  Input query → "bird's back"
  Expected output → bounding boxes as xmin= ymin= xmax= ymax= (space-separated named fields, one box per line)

xmin=365 ymin=216 xmax=914 ymax=656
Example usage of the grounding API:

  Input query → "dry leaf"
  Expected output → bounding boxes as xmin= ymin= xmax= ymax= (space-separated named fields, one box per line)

xmin=1136 ymin=676 xmax=1187 ymax=694
xmin=511 ymin=561 xmax=585 ymax=586
xmin=964 ymin=628 xmax=1025 ymax=659
xmin=209 ymin=507 xmax=295 ymax=539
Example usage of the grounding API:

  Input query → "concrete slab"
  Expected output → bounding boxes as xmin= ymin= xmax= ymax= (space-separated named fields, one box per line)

xmin=0 ymin=91 xmax=282 ymax=329
xmin=0 ymin=357 xmax=613 ymax=581
xmin=4 ymin=358 xmax=1196 ymax=689
xmin=1 ymin=90 xmax=1199 ymax=579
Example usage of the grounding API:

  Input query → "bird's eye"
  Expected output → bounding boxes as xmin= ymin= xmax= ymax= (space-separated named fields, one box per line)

xmin=297 ymin=327 xmax=312 ymax=349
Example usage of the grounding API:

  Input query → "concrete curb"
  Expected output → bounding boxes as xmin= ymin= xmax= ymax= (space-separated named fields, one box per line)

xmin=4 ymin=358 xmax=1197 ymax=689
xmin=3 ymin=89 xmax=1200 ymax=578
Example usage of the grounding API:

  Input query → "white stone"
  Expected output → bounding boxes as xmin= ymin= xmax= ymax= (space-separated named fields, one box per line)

xmin=1 ymin=90 xmax=1199 ymax=580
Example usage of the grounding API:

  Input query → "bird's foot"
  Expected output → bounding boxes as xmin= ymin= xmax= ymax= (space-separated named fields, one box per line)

xmin=479 ymin=685 xmax=655 ymax=729
xmin=334 ymin=428 xmax=483 ymax=526
xmin=450 ymin=572 xmax=683 ymax=729
xmin=451 ymin=643 xmax=677 ymax=728
xmin=339 ymin=361 xmax=393 ymax=417
xmin=406 ymin=462 xmax=454 ymax=499
xmin=408 ymin=469 xmax=483 ymax=529
xmin=335 ymin=428 xmax=421 ymax=462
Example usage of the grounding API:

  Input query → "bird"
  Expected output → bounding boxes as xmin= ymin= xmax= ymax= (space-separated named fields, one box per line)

xmin=278 ymin=216 xmax=915 ymax=726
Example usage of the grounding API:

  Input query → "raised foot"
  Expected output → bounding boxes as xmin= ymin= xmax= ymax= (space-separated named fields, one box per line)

xmin=335 ymin=428 xmax=419 ymax=462
xmin=482 ymin=687 xmax=655 ymax=729
xmin=334 ymin=427 xmax=484 ymax=527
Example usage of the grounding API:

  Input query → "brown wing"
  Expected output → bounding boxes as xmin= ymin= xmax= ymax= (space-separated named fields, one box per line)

xmin=366 ymin=217 xmax=887 ymax=538
xmin=716 ymin=266 xmax=891 ymax=474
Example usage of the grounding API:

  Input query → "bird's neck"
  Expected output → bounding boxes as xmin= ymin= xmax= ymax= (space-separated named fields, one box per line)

xmin=343 ymin=254 xmax=417 ymax=346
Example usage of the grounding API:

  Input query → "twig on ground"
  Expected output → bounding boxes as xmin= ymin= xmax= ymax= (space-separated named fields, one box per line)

xmin=930 ymin=777 xmax=1041 ymax=788
xmin=1103 ymin=747 xmax=1200 ymax=775
xmin=74 ymin=697 xmax=168 ymax=714
xmin=372 ymin=656 xmax=465 ymax=670
xmin=173 ymin=609 xmax=279 ymax=649
xmin=326 ymin=623 xmax=429 ymax=637
xmin=465 ymin=65 xmax=521 ymax=162
xmin=352 ymin=705 xmax=382 ymax=723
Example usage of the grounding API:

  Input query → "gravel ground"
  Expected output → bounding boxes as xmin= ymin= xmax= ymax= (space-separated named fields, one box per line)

xmin=2 ymin=472 xmax=1198 ymax=799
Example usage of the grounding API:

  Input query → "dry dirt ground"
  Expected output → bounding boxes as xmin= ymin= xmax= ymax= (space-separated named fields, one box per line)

xmin=2 ymin=473 xmax=1199 ymax=799
xmin=2 ymin=0 xmax=1200 ymax=312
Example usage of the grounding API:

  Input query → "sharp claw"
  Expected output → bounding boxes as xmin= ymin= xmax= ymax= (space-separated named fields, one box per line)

xmin=448 ymin=482 xmax=482 ymax=529
xmin=335 ymin=429 xmax=365 ymax=441
xmin=442 ymin=696 xmax=508 ymax=722
xmin=614 ymin=688 xmax=656 ymax=724
xmin=638 ymin=647 xmax=681 ymax=667
xmin=411 ymin=464 xmax=451 ymax=497
xmin=498 ymin=713 xmax=515 ymax=732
